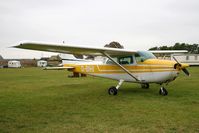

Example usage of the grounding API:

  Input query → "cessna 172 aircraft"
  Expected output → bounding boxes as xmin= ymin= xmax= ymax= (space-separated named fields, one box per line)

xmin=14 ymin=41 xmax=190 ymax=96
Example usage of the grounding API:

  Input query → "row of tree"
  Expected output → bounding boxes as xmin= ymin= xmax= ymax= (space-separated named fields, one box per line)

xmin=105 ymin=42 xmax=199 ymax=54
xmin=149 ymin=43 xmax=199 ymax=54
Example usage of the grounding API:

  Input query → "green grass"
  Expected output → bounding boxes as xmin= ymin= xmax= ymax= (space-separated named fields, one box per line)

xmin=0 ymin=67 xmax=199 ymax=133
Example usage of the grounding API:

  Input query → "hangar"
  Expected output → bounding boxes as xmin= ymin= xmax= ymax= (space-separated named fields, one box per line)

xmin=171 ymin=54 xmax=199 ymax=66
xmin=150 ymin=50 xmax=199 ymax=66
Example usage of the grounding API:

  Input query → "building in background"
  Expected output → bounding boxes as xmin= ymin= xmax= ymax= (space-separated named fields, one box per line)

xmin=150 ymin=50 xmax=199 ymax=66
xmin=171 ymin=54 xmax=199 ymax=66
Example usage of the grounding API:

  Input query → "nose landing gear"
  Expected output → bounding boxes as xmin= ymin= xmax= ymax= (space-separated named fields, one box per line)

xmin=159 ymin=87 xmax=168 ymax=96
xmin=108 ymin=86 xmax=117 ymax=95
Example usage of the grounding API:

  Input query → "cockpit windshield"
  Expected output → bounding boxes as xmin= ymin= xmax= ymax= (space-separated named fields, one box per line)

xmin=135 ymin=51 xmax=156 ymax=62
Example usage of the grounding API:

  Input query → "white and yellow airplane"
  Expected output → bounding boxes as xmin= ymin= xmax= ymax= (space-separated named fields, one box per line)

xmin=14 ymin=41 xmax=190 ymax=96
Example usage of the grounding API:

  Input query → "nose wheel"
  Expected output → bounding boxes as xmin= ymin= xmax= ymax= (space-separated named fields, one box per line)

xmin=108 ymin=86 xmax=117 ymax=95
xmin=159 ymin=87 xmax=168 ymax=96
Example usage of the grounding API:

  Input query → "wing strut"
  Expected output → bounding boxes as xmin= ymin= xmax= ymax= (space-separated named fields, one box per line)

xmin=103 ymin=52 xmax=139 ymax=82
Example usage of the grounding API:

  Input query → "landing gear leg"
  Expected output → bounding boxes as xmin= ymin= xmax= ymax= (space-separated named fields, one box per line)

xmin=108 ymin=79 xmax=124 ymax=95
xmin=159 ymin=86 xmax=168 ymax=96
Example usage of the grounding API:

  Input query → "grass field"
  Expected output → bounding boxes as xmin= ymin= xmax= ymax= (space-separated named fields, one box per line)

xmin=0 ymin=67 xmax=199 ymax=133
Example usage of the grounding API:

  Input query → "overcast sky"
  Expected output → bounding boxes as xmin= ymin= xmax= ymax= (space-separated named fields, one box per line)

xmin=0 ymin=0 xmax=199 ymax=59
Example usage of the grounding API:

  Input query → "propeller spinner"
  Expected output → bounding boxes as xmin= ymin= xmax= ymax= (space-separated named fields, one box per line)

xmin=173 ymin=56 xmax=190 ymax=76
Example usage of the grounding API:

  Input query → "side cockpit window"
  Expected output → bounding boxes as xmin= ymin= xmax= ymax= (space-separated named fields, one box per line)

xmin=118 ymin=56 xmax=133 ymax=64
xmin=135 ymin=53 xmax=144 ymax=63
xmin=106 ymin=56 xmax=133 ymax=65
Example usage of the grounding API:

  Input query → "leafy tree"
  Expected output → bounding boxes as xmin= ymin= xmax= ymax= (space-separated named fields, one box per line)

xmin=149 ymin=46 xmax=159 ymax=50
xmin=104 ymin=41 xmax=124 ymax=49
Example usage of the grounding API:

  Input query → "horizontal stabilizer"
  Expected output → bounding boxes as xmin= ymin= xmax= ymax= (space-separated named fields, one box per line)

xmin=43 ymin=66 xmax=74 ymax=70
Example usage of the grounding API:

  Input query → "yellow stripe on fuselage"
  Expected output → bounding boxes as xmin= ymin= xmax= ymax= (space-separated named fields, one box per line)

xmin=63 ymin=59 xmax=178 ymax=74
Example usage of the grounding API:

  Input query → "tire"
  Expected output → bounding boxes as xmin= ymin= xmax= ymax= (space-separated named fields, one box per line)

xmin=108 ymin=86 xmax=117 ymax=95
xmin=159 ymin=87 xmax=168 ymax=96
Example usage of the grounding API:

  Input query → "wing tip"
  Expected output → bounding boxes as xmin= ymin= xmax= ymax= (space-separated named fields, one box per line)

xmin=13 ymin=41 xmax=30 ymax=48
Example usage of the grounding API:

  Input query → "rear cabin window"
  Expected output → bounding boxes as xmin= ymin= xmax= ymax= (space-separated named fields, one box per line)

xmin=106 ymin=57 xmax=118 ymax=64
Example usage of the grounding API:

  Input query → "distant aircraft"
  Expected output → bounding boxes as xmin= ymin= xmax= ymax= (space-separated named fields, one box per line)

xmin=14 ymin=41 xmax=190 ymax=96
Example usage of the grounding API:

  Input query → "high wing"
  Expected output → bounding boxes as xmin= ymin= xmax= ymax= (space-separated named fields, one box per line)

xmin=14 ymin=41 xmax=136 ymax=56
xmin=14 ymin=41 xmax=140 ymax=82
xmin=149 ymin=50 xmax=188 ymax=54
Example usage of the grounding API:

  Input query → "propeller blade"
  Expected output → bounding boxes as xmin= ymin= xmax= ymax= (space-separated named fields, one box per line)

xmin=182 ymin=68 xmax=190 ymax=76
xmin=173 ymin=55 xmax=190 ymax=76
xmin=172 ymin=56 xmax=180 ymax=64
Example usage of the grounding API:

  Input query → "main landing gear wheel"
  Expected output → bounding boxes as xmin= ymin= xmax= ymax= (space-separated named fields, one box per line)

xmin=108 ymin=86 xmax=118 ymax=95
xmin=108 ymin=80 xmax=124 ymax=96
xmin=141 ymin=83 xmax=149 ymax=89
xmin=159 ymin=87 xmax=168 ymax=96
